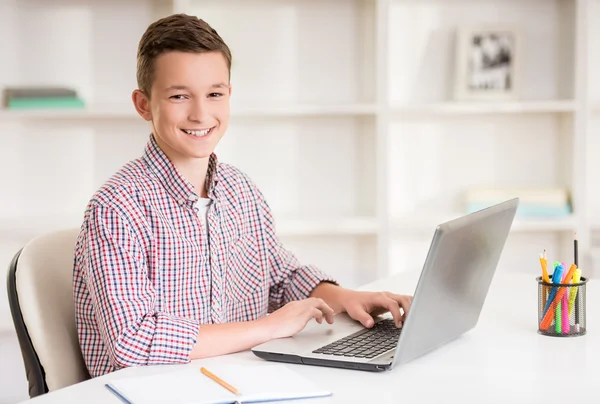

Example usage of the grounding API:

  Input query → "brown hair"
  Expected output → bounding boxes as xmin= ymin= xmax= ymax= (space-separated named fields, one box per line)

xmin=136 ymin=13 xmax=232 ymax=97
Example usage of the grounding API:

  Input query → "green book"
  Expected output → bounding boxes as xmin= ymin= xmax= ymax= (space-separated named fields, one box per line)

xmin=7 ymin=97 xmax=85 ymax=109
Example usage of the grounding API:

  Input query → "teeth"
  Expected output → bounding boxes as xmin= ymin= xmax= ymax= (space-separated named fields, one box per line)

xmin=183 ymin=128 xmax=211 ymax=136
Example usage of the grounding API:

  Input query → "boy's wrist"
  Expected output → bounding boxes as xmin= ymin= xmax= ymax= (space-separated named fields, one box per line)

xmin=310 ymin=282 xmax=348 ymax=315
xmin=254 ymin=315 xmax=278 ymax=340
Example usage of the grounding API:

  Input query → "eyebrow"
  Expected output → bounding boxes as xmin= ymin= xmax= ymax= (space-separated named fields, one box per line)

xmin=210 ymin=82 xmax=229 ymax=89
xmin=165 ymin=83 xmax=228 ymax=91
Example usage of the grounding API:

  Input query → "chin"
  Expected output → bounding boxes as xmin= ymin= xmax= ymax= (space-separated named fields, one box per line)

xmin=187 ymin=149 xmax=214 ymax=159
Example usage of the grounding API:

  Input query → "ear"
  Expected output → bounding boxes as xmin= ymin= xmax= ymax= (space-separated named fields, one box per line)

xmin=132 ymin=89 xmax=153 ymax=121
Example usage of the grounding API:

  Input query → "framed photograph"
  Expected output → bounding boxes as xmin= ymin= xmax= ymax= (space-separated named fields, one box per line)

xmin=453 ymin=26 xmax=521 ymax=101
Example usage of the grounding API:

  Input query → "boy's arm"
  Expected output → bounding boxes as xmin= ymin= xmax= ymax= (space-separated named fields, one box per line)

xmin=80 ymin=202 xmax=335 ymax=364
xmin=79 ymin=203 xmax=200 ymax=369
xmin=256 ymin=192 xmax=338 ymax=311
xmin=254 ymin=187 xmax=411 ymax=328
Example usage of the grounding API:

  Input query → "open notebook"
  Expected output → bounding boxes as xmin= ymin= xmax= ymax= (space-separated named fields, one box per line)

xmin=105 ymin=364 xmax=332 ymax=404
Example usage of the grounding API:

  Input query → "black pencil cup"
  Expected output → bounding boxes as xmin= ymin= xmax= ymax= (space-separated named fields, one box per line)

xmin=537 ymin=275 xmax=588 ymax=337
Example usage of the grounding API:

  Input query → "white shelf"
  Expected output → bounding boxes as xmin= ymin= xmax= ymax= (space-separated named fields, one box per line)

xmin=0 ymin=104 xmax=138 ymax=120
xmin=391 ymin=214 xmax=577 ymax=234
xmin=511 ymin=216 xmax=578 ymax=232
xmin=0 ymin=103 xmax=378 ymax=120
xmin=276 ymin=217 xmax=379 ymax=237
xmin=390 ymin=100 xmax=577 ymax=116
xmin=231 ymin=103 xmax=378 ymax=117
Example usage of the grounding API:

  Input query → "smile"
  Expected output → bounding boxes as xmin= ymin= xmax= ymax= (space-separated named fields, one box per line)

xmin=181 ymin=127 xmax=214 ymax=137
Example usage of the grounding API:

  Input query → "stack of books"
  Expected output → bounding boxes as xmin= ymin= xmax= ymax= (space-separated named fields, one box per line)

xmin=2 ymin=86 xmax=85 ymax=109
xmin=465 ymin=187 xmax=572 ymax=217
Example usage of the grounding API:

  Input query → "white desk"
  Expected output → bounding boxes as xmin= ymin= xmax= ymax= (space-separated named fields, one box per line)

xmin=19 ymin=270 xmax=598 ymax=404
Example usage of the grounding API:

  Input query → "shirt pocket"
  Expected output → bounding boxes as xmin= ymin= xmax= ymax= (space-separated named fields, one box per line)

xmin=225 ymin=233 xmax=265 ymax=303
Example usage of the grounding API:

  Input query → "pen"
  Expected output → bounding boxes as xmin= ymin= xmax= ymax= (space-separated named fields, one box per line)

xmin=555 ymin=269 xmax=565 ymax=334
xmin=568 ymin=268 xmax=582 ymax=316
xmin=562 ymin=287 xmax=569 ymax=334
xmin=201 ymin=367 xmax=241 ymax=396
xmin=542 ymin=264 xmax=564 ymax=316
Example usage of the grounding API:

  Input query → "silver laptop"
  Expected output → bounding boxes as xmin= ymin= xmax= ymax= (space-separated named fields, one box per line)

xmin=252 ymin=198 xmax=518 ymax=371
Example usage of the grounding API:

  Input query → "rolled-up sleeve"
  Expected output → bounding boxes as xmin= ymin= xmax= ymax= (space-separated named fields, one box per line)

xmin=81 ymin=203 xmax=199 ymax=369
xmin=256 ymin=194 xmax=338 ymax=311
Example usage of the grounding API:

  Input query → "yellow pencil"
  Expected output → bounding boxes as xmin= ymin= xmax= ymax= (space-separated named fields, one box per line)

xmin=201 ymin=367 xmax=241 ymax=396
xmin=539 ymin=252 xmax=550 ymax=304
xmin=540 ymin=250 xmax=550 ymax=283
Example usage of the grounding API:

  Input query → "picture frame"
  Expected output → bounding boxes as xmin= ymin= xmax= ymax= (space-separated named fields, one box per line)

xmin=453 ymin=26 xmax=521 ymax=101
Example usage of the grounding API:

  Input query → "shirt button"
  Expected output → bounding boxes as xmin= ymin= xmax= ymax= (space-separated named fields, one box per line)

xmin=188 ymin=194 xmax=198 ymax=201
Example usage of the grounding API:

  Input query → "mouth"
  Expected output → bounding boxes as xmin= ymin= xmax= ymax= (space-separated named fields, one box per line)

xmin=181 ymin=127 xmax=215 ymax=138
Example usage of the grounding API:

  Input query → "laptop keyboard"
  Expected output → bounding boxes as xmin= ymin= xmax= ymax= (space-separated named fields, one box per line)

xmin=312 ymin=319 xmax=401 ymax=359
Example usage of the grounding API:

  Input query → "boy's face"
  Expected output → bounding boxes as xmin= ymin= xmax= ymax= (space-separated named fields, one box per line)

xmin=133 ymin=51 xmax=231 ymax=163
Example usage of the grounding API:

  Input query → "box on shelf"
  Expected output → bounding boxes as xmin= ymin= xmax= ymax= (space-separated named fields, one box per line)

xmin=465 ymin=187 xmax=572 ymax=217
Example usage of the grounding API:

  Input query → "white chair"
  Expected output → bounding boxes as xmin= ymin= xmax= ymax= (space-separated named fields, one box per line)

xmin=6 ymin=228 xmax=90 ymax=397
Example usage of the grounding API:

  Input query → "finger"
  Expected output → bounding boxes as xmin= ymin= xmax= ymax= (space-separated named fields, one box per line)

xmin=311 ymin=307 xmax=324 ymax=324
xmin=352 ymin=309 xmax=376 ymax=328
xmin=310 ymin=298 xmax=335 ymax=324
xmin=385 ymin=293 xmax=413 ymax=322
xmin=377 ymin=294 xmax=402 ymax=327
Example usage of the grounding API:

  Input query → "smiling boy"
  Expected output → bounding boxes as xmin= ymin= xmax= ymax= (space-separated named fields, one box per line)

xmin=73 ymin=13 xmax=412 ymax=378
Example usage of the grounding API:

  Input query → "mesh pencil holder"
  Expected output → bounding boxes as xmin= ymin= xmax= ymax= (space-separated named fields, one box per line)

xmin=537 ymin=275 xmax=588 ymax=337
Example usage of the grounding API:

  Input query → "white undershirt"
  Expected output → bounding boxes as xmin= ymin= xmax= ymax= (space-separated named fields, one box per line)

xmin=196 ymin=197 xmax=212 ymax=234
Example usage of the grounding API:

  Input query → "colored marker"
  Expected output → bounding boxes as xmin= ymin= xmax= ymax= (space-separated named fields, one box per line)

xmin=568 ymin=268 xmax=582 ymax=316
xmin=543 ymin=264 xmax=564 ymax=316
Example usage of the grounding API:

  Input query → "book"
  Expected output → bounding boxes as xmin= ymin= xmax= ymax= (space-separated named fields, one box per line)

xmin=6 ymin=97 xmax=85 ymax=109
xmin=465 ymin=187 xmax=570 ymax=205
xmin=2 ymin=86 xmax=85 ymax=109
xmin=464 ymin=187 xmax=572 ymax=217
xmin=105 ymin=364 xmax=332 ymax=404
xmin=3 ymin=86 xmax=78 ymax=99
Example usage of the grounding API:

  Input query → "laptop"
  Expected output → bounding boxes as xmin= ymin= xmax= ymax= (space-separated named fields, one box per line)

xmin=251 ymin=198 xmax=519 ymax=371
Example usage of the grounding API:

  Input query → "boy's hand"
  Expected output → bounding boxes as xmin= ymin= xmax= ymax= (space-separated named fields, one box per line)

xmin=341 ymin=290 xmax=412 ymax=329
xmin=261 ymin=298 xmax=335 ymax=339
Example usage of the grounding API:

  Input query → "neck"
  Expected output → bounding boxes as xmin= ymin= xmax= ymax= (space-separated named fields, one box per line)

xmin=175 ymin=157 xmax=210 ymax=198
xmin=152 ymin=133 xmax=212 ymax=197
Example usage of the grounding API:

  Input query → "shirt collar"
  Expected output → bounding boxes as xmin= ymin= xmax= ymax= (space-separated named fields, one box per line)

xmin=142 ymin=134 xmax=219 ymax=207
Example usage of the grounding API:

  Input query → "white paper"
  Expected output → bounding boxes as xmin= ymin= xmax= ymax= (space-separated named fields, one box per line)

xmin=107 ymin=364 xmax=331 ymax=404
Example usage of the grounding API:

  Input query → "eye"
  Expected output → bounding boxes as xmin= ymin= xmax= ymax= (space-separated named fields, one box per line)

xmin=169 ymin=94 xmax=187 ymax=100
xmin=209 ymin=92 xmax=224 ymax=98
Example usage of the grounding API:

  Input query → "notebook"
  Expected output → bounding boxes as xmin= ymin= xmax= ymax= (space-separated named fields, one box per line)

xmin=105 ymin=363 xmax=332 ymax=404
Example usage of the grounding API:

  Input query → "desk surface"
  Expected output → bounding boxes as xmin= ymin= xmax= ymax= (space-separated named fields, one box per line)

xmin=20 ymin=270 xmax=598 ymax=404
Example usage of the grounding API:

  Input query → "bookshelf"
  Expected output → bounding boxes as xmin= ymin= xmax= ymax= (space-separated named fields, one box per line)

xmin=0 ymin=0 xmax=597 ymax=335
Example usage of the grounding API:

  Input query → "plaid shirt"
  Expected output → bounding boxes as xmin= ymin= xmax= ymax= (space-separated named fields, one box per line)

xmin=73 ymin=134 xmax=335 ymax=377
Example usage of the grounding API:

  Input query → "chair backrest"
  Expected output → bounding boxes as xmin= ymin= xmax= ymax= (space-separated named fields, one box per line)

xmin=6 ymin=228 xmax=90 ymax=397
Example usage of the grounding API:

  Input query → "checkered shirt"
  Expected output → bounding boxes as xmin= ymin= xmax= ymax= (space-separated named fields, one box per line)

xmin=73 ymin=134 xmax=335 ymax=377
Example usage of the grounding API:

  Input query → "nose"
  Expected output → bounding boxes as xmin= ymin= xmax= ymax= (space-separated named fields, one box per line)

xmin=188 ymin=98 xmax=209 ymax=123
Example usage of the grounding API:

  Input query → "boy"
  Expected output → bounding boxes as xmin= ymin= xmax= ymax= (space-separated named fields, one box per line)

xmin=73 ymin=13 xmax=412 ymax=378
